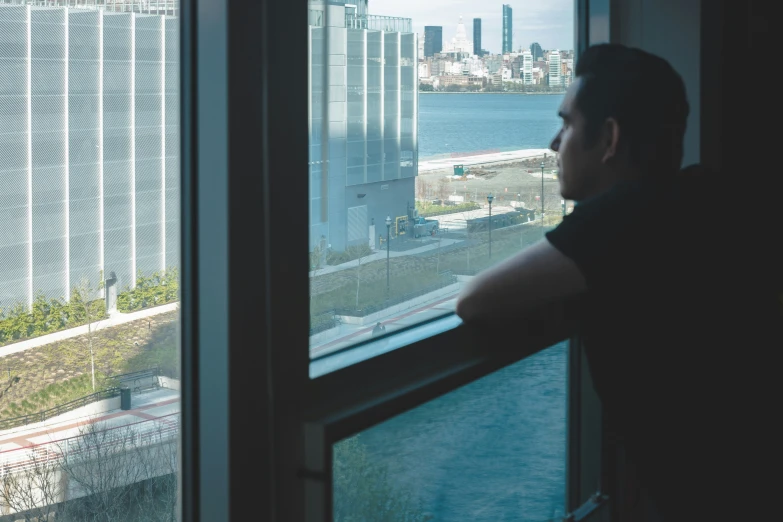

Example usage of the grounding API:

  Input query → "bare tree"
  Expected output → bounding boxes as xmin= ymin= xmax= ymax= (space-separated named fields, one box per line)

xmin=57 ymin=418 xmax=177 ymax=521
xmin=351 ymin=246 xmax=373 ymax=310
xmin=71 ymin=276 xmax=105 ymax=392
xmin=0 ymin=447 xmax=60 ymax=521
xmin=0 ymin=416 xmax=176 ymax=521
xmin=436 ymin=179 xmax=450 ymax=203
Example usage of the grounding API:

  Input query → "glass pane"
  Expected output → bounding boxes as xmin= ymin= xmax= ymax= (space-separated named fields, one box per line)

xmin=0 ymin=2 xmax=180 ymax=519
xmin=333 ymin=343 xmax=568 ymax=521
xmin=309 ymin=1 xmax=575 ymax=361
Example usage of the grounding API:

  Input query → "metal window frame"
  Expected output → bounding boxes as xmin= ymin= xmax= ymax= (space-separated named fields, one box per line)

xmin=178 ymin=1 xmax=610 ymax=521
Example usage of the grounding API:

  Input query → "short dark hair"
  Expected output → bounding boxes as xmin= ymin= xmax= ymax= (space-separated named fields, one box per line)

xmin=574 ymin=44 xmax=689 ymax=172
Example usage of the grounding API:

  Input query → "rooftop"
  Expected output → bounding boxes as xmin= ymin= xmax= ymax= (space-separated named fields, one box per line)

xmin=0 ymin=0 xmax=178 ymax=15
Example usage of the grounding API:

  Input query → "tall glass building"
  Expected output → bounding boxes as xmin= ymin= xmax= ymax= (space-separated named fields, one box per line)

xmin=0 ymin=3 xmax=179 ymax=309
xmin=309 ymin=1 xmax=417 ymax=251
xmin=473 ymin=18 xmax=481 ymax=56
xmin=502 ymin=4 xmax=513 ymax=54
xmin=423 ymin=26 xmax=442 ymax=58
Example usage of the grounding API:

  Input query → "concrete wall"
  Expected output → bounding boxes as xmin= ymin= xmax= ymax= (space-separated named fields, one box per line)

xmin=344 ymin=177 xmax=415 ymax=249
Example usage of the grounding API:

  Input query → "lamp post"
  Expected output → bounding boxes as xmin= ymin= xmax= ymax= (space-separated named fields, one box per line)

xmin=385 ymin=215 xmax=392 ymax=300
xmin=487 ymin=193 xmax=494 ymax=259
xmin=540 ymin=160 xmax=545 ymax=228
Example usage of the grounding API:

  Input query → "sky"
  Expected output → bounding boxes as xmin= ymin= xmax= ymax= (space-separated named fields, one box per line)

xmin=369 ymin=0 xmax=574 ymax=55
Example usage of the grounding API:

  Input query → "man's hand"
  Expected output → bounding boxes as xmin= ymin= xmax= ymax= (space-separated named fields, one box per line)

xmin=456 ymin=239 xmax=588 ymax=340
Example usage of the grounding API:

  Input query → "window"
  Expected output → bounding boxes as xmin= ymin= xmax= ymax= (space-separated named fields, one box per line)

xmin=308 ymin=1 xmax=575 ymax=364
xmin=333 ymin=343 xmax=568 ymax=521
xmin=0 ymin=2 xmax=180 ymax=519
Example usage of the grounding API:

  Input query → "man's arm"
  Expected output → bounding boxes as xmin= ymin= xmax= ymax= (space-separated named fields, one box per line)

xmin=455 ymin=239 xmax=588 ymax=339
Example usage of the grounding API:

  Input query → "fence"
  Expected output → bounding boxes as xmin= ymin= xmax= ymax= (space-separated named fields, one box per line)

xmin=418 ymin=203 xmax=481 ymax=218
xmin=0 ymin=387 xmax=121 ymax=431
xmin=0 ymin=412 xmax=179 ymax=476
xmin=0 ymin=367 xmax=160 ymax=431
xmin=335 ymin=271 xmax=457 ymax=317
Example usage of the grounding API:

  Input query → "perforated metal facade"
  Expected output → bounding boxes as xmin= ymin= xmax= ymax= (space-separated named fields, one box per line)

xmin=0 ymin=5 xmax=178 ymax=308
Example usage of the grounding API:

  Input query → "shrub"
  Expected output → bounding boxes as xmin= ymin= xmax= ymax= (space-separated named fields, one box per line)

xmin=117 ymin=267 xmax=179 ymax=313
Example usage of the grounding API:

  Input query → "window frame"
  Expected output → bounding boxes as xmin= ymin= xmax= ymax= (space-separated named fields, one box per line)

xmin=179 ymin=0 xmax=610 ymax=521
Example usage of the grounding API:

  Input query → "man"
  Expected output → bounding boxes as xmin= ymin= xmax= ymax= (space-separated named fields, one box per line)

xmin=457 ymin=44 xmax=778 ymax=520
xmin=372 ymin=322 xmax=385 ymax=337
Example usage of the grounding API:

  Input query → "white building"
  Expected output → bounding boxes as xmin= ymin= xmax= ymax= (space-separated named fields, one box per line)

xmin=419 ymin=62 xmax=430 ymax=78
xmin=522 ymin=50 xmax=534 ymax=84
xmin=548 ymin=50 xmax=561 ymax=87
xmin=442 ymin=15 xmax=473 ymax=57
xmin=0 ymin=4 xmax=179 ymax=307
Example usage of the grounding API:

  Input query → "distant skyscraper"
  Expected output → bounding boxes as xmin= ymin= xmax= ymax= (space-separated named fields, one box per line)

xmin=531 ymin=42 xmax=543 ymax=61
xmin=522 ymin=50 xmax=533 ymax=84
xmin=424 ymin=26 xmax=443 ymax=57
xmin=473 ymin=18 xmax=482 ymax=56
xmin=502 ymin=4 xmax=513 ymax=54
xmin=548 ymin=50 xmax=562 ymax=87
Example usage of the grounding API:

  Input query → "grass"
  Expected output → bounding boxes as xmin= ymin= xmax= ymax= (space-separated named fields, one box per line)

xmin=311 ymin=267 xmax=451 ymax=317
xmin=1 ymin=373 xmax=108 ymax=419
xmin=0 ymin=311 xmax=178 ymax=420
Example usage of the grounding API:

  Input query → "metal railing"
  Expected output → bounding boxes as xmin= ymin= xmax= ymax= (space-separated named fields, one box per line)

xmin=335 ymin=271 xmax=457 ymax=317
xmin=0 ymin=387 xmax=122 ymax=431
xmin=109 ymin=366 xmax=160 ymax=392
xmin=345 ymin=13 xmax=411 ymax=33
xmin=418 ymin=203 xmax=481 ymax=218
xmin=0 ymin=412 xmax=179 ymax=476
xmin=0 ymin=0 xmax=179 ymax=16
xmin=308 ymin=8 xmax=323 ymax=27
xmin=0 ymin=367 xmax=160 ymax=431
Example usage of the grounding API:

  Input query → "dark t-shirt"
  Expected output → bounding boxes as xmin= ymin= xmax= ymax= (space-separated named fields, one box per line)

xmin=546 ymin=167 xmax=779 ymax=517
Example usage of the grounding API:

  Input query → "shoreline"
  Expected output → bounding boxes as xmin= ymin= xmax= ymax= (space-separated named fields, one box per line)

xmin=418 ymin=91 xmax=565 ymax=95
xmin=418 ymin=148 xmax=553 ymax=173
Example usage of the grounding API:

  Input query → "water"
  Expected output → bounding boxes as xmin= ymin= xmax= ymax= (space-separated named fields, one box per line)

xmin=341 ymin=94 xmax=569 ymax=522
xmin=418 ymin=93 xmax=565 ymax=159
xmin=357 ymin=344 xmax=567 ymax=521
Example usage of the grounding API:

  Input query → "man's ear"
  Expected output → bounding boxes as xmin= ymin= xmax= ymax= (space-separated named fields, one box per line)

xmin=601 ymin=117 xmax=621 ymax=164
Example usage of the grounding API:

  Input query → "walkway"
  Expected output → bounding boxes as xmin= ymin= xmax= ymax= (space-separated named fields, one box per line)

xmin=0 ymin=387 xmax=180 ymax=452
xmin=0 ymin=302 xmax=179 ymax=358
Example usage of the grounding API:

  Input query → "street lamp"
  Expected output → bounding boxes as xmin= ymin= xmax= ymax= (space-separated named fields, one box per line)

xmin=540 ymin=160 xmax=545 ymax=228
xmin=487 ymin=193 xmax=494 ymax=259
xmin=385 ymin=215 xmax=392 ymax=300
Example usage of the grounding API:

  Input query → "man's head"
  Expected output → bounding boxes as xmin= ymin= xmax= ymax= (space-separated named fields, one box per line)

xmin=551 ymin=44 xmax=689 ymax=201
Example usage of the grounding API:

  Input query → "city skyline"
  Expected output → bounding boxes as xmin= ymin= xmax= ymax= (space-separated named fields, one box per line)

xmin=369 ymin=0 xmax=574 ymax=54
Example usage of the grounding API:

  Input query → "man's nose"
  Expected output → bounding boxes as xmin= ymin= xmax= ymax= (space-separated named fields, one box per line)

xmin=550 ymin=134 xmax=560 ymax=152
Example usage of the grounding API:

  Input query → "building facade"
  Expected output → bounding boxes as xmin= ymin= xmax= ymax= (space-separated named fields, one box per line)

xmin=424 ymin=26 xmax=443 ymax=57
xmin=309 ymin=1 xmax=417 ymax=251
xmin=473 ymin=18 xmax=481 ymax=56
xmin=548 ymin=50 xmax=561 ymax=87
xmin=531 ymin=42 xmax=543 ymax=61
xmin=0 ymin=4 xmax=179 ymax=309
xmin=502 ymin=4 xmax=512 ymax=54
xmin=522 ymin=50 xmax=533 ymax=84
